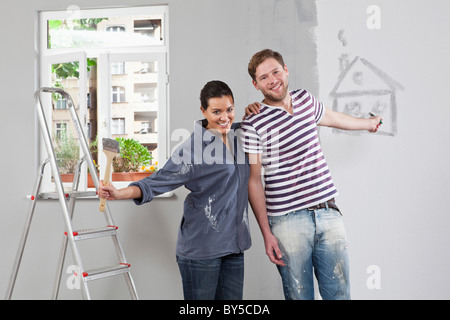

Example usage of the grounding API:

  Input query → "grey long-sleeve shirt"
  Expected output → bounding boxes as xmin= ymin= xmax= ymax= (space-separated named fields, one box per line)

xmin=129 ymin=120 xmax=251 ymax=259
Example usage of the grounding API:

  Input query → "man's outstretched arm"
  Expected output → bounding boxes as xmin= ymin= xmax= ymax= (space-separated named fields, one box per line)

xmin=319 ymin=107 xmax=382 ymax=133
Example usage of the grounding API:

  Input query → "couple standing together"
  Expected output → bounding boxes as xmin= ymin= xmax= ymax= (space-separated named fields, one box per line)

xmin=99 ymin=49 xmax=382 ymax=300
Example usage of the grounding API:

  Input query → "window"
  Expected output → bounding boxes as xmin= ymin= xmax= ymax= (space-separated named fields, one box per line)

xmin=39 ymin=6 xmax=169 ymax=191
xmin=46 ymin=11 xmax=165 ymax=49
xmin=111 ymin=62 xmax=125 ymax=75
xmin=137 ymin=61 xmax=156 ymax=74
xmin=55 ymin=98 xmax=67 ymax=110
xmin=134 ymin=83 xmax=157 ymax=103
xmin=112 ymin=86 xmax=126 ymax=103
xmin=141 ymin=122 xmax=151 ymax=134
xmin=134 ymin=19 xmax=162 ymax=39
xmin=55 ymin=122 xmax=67 ymax=139
xmin=86 ymin=122 xmax=92 ymax=139
xmin=87 ymin=92 xmax=91 ymax=108
xmin=106 ymin=26 xmax=125 ymax=33
xmin=112 ymin=118 xmax=125 ymax=134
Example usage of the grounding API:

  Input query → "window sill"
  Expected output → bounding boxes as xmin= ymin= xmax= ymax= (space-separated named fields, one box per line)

xmin=26 ymin=187 xmax=174 ymax=200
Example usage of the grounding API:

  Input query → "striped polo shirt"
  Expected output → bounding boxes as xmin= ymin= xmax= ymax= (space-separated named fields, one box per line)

xmin=239 ymin=89 xmax=338 ymax=216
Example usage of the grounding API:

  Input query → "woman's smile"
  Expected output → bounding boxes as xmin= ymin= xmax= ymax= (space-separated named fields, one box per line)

xmin=201 ymin=95 xmax=235 ymax=135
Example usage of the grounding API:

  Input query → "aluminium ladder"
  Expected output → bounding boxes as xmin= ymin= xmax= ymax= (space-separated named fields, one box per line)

xmin=5 ymin=87 xmax=139 ymax=300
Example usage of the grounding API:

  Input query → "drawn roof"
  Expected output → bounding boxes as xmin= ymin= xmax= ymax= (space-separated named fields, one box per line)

xmin=330 ymin=56 xmax=404 ymax=96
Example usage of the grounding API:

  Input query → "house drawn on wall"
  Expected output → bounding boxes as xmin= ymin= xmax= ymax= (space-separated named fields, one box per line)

xmin=330 ymin=56 xmax=404 ymax=136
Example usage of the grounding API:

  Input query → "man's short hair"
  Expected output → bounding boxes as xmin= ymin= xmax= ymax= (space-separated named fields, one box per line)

xmin=248 ymin=49 xmax=285 ymax=82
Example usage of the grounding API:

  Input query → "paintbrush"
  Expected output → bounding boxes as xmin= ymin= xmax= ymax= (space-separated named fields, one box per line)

xmin=99 ymin=138 xmax=120 ymax=212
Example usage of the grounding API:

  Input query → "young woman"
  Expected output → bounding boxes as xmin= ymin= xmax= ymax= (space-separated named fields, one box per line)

xmin=98 ymin=80 xmax=251 ymax=300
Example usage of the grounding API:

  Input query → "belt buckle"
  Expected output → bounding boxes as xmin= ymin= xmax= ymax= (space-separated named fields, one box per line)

xmin=307 ymin=201 xmax=326 ymax=211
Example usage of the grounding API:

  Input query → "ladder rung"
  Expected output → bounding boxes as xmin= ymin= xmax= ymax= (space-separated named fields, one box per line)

xmin=82 ymin=263 xmax=131 ymax=282
xmin=65 ymin=226 xmax=118 ymax=241
xmin=39 ymin=190 xmax=98 ymax=200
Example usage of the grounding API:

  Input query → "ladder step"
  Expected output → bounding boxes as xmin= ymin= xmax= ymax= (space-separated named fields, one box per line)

xmin=39 ymin=190 xmax=98 ymax=200
xmin=82 ymin=263 xmax=131 ymax=282
xmin=65 ymin=226 xmax=118 ymax=241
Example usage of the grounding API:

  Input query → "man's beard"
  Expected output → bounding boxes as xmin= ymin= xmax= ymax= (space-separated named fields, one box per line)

xmin=262 ymin=79 xmax=289 ymax=104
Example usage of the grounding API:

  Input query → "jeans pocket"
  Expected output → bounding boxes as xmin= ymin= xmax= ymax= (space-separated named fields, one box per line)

xmin=329 ymin=207 xmax=343 ymax=216
xmin=268 ymin=213 xmax=289 ymax=228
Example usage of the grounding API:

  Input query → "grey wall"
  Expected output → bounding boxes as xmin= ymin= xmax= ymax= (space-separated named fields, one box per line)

xmin=0 ymin=0 xmax=316 ymax=300
xmin=1 ymin=0 xmax=449 ymax=300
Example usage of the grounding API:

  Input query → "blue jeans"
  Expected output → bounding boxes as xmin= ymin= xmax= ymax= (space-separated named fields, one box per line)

xmin=176 ymin=253 xmax=244 ymax=300
xmin=269 ymin=207 xmax=350 ymax=300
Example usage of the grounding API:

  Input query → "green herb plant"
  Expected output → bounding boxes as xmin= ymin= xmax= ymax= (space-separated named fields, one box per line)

xmin=112 ymin=137 xmax=153 ymax=172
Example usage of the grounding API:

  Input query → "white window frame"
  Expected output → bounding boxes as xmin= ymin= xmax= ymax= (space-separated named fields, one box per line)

xmin=39 ymin=6 xmax=168 ymax=56
xmin=39 ymin=6 xmax=170 ymax=190
xmin=39 ymin=51 xmax=88 ymax=192
xmin=97 ymin=51 xmax=167 ymax=181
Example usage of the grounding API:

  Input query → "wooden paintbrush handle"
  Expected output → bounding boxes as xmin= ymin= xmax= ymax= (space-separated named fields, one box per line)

xmin=99 ymin=196 xmax=107 ymax=212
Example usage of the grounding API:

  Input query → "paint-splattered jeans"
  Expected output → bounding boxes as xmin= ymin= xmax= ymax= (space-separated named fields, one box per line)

xmin=269 ymin=207 xmax=350 ymax=300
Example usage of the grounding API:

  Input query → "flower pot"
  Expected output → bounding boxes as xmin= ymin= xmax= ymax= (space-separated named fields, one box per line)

xmin=60 ymin=173 xmax=98 ymax=188
xmin=88 ymin=174 xmax=96 ymax=188
xmin=60 ymin=173 xmax=75 ymax=183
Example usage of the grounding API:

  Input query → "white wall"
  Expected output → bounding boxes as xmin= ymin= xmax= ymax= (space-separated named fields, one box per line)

xmin=315 ymin=0 xmax=450 ymax=299
xmin=1 ymin=0 xmax=449 ymax=300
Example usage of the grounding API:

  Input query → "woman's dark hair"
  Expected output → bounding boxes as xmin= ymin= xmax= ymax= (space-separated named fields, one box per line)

xmin=200 ymin=80 xmax=234 ymax=109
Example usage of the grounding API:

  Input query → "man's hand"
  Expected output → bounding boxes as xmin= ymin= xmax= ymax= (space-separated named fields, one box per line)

xmin=242 ymin=102 xmax=262 ymax=120
xmin=264 ymin=232 xmax=285 ymax=266
xmin=368 ymin=115 xmax=383 ymax=133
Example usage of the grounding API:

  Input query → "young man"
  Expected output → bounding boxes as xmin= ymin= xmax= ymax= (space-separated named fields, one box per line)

xmin=240 ymin=49 xmax=382 ymax=300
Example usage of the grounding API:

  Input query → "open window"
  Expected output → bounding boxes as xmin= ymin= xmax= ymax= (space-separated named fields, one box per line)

xmin=39 ymin=6 xmax=169 ymax=191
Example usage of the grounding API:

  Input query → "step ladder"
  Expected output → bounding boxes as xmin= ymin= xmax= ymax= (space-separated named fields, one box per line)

xmin=5 ymin=87 xmax=139 ymax=300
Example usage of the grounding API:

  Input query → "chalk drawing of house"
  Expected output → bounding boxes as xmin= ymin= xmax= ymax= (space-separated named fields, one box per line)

xmin=330 ymin=56 xmax=404 ymax=136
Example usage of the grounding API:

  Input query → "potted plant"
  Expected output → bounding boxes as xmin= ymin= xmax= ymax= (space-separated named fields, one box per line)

xmin=112 ymin=137 xmax=157 ymax=181
xmin=55 ymin=132 xmax=100 ymax=187
xmin=54 ymin=129 xmax=80 ymax=183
